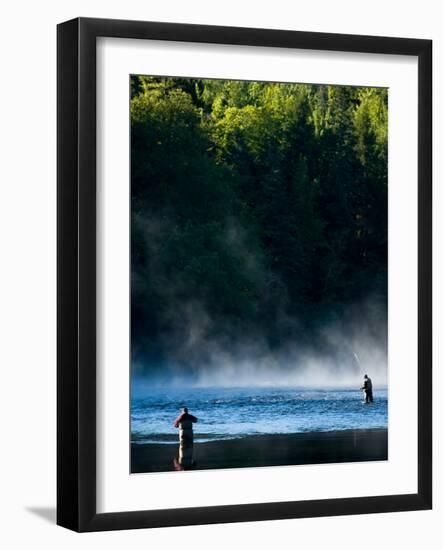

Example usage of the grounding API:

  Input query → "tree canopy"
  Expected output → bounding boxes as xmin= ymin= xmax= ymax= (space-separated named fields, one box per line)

xmin=130 ymin=76 xmax=388 ymax=374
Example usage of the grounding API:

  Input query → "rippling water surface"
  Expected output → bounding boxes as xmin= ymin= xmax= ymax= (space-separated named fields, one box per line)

xmin=131 ymin=386 xmax=388 ymax=444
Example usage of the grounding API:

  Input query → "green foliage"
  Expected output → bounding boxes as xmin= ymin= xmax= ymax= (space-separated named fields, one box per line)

xmin=130 ymin=75 xmax=388 ymax=357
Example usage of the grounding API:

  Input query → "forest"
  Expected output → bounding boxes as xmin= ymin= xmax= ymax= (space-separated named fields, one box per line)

xmin=130 ymin=76 xmax=388 ymax=379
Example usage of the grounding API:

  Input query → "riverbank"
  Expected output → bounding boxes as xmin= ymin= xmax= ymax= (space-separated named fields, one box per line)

xmin=131 ymin=428 xmax=387 ymax=473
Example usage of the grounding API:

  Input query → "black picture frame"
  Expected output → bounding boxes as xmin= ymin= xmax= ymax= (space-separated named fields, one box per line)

xmin=57 ymin=17 xmax=432 ymax=532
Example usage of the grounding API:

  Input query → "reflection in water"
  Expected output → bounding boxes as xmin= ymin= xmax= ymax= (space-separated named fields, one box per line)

xmin=173 ymin=440 xmax=195 ymax=470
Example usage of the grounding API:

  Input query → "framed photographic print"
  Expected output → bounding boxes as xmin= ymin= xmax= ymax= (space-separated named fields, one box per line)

xmin=57 ymin=17 xmax=432 ymax=531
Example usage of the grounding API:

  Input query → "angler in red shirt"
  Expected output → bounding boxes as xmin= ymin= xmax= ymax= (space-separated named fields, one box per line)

xmin=173 ymin=407 xmax=198 ymax=447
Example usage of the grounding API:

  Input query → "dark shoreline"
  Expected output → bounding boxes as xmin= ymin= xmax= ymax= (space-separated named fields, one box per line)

xmin=131 ymin=428 xmax=388 ymax=473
